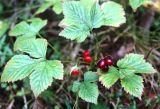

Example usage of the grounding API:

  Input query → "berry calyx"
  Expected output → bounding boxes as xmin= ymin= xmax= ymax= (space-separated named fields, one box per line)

xmin=83 ymin=50 xmax=91 ymax=57
xmin=71 ymin=69 xmax=80 ymax=76
xmin=104 ymin=56 xmax=113 ymax=66
xmin=97 ymin=59 xmax=109 ymax=71
xmin=84 ymin=56 xmax=92 ymax=63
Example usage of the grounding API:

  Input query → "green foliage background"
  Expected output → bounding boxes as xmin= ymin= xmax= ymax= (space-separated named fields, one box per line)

xmin=0 ymin=0 xmax=159 ymax=109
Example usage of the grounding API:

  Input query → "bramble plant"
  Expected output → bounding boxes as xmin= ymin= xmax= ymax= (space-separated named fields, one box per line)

xmin=99 ymin=54 xmax=156 ymax=99
xmin=71 ymin=54 xmax=156 ymax=104
xmin=59 ymin=0 xmax=126 ymax=42
xmin=0 ymin=0 xmax=156 ymax=105
xmin=1 ymin=18 xmax=64 ymax=97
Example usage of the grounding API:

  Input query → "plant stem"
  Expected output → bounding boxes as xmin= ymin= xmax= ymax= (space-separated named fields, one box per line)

xmin=38 ymin=33 xmax=59 ymax=54
xmin=73 ymin=94 xmax=79 ymax=109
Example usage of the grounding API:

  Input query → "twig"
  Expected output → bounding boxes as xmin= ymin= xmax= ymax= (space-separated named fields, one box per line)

xmin=6 ymin=100 xmax=14 ymax=109
xmin=23 ymin=96 xmax=28 ymax=109
xmin=56 ymin=79 xmax=67 ymax=94
xmin=71 ymin=43 xmax=80 ymax=61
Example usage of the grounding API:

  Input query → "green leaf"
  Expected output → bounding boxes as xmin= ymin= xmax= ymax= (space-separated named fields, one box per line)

xmin=0 ymin=20 xmax=10 ymax=37
xmin=35 ymin=2 xmax=52 ymax=15
xmin=60 ymin=0 xmax=126 ymax=42
xmin=35 ymin=0 xmax=63 ymax=15
xmin=1 ymin=55 xmax=35 ymax=82
xmin=71 ymin=81 xmax=81 ymax=92
xmin=118 ymin=69 xmax=135 ymax=79
xmin=90 ymin=2 xmax=103 ymax=28
xmin=60 ymin=1 xmax=91 ymax=42
xmin=121 ymin=74 xmax=144 ymax=98
xmin=117 ymin=53 xmax=156 ymax=74
xmin=63 ymin=0 xmax=102 ymax=28
xmin=9 ymin=18 xmax=47 ymax=38
xmin=101 ymin=1 xmax=126 ymax=27
xmin=78 ymin=82 xmax=99 ymax=104
xmin=52 ymin=0 xmax=63 ymax=14
xmin=9 ymin=21 xmax=30 ymax=37
xmin=80 ymin=0 xmax=96 ymax=10
xmin=99 ymin=66 xmax=119 ymax=88
xmin=1 ymin=55 xmax=64 ymax=97
xmin=46 ymin=60 xmax=64 ymax=80
xmin=129 ymin=0 xmax=151 ymax=10
xmin=84 ymin=71 xmax=98 ymax=82
xmin=30 ymin=60 xmax=64 ymax=97
xmin=14 ymin=38 xmax=48 ymax=58
xmin=63 ymin=1 xmax=90 ymax=26
xmin=59 ymin=25 xmax=90 ymax=42
xmin=28 ymin=18 xmax=47 ymax=34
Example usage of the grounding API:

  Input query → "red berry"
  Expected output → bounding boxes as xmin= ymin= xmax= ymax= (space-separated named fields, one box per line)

xmin=83 ymin=50 xmax=91 ymax=57
xmin=104 ymin=56 xmax=113 ymax=66
xmin=71 ymin=69 xmax=80 ymax=76
xmin=84 ymin=56 xmax=92 ymax=63
xmin=97 ymin=59 xmax=109 ymax=71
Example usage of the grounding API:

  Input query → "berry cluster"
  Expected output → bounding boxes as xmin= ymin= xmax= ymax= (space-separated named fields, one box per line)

xmin=71 ymin=51 xmax=114 ymax=76
xmin=97 ymin=56 xmax=114 ymax=71
xmin=71 ymin=50 xmax=92 ymax=77
xmin=83 ymin=50 xmax=92 ymax=64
